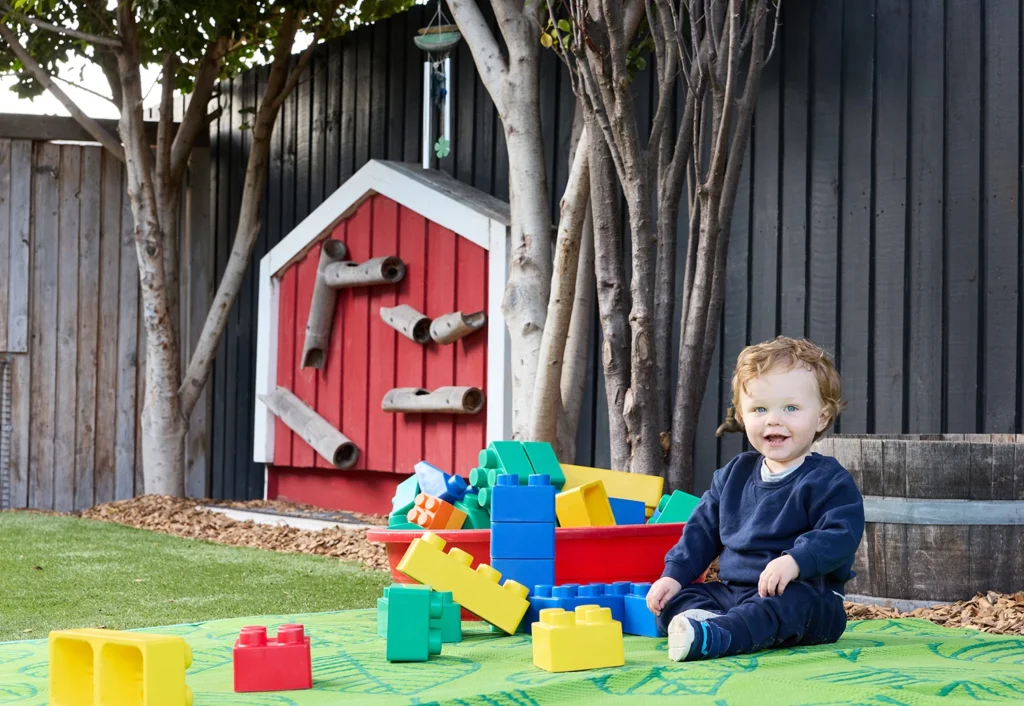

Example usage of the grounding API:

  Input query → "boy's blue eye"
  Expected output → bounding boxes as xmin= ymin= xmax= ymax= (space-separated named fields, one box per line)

xmin=785 ymin=405 xmax=797 ymax=412
xmin=754 ymin=407 xmax=766 ymax=413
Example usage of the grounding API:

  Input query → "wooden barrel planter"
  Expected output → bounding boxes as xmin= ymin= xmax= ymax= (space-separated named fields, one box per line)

xmin=812 ymin=434 xmax=1024 ymax=603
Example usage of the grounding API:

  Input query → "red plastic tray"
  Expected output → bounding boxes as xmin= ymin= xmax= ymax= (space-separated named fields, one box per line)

xmin=366 ymin=522 xmax=686 ymax=587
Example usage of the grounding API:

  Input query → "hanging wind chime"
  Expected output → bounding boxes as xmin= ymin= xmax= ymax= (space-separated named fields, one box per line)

xmin=415 ymin=1 xmax=461 ymax=168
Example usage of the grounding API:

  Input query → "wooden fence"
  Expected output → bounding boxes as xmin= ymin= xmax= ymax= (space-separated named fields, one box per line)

xmin=0 ymin=116 xmax=212 ymax=510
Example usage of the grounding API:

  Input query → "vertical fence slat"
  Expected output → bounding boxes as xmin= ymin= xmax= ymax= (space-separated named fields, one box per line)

xmin=115 ymin=168 xmax=139 ymax=501
xmin=0 ymin=140 xmax=10 ymax=352
xmin=94 ymin=152 xmax=121 ymax=505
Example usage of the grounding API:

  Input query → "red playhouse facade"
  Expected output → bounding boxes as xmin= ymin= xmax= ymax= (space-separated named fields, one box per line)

xmin=254 ymin=161 xmax=512 ymax=514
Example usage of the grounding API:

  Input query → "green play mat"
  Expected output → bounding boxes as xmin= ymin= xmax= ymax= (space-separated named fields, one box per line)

xmin=2 ymin=610 xmax=1023 ymax=704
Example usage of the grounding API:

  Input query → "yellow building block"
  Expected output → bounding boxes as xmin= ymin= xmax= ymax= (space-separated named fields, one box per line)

xmin=49 ymin=628 xmax=192 ymax=706
xmin=396 ymin=531 xmax=530 ymax=634
xmin=561 ymin=464 xmax=664 ymax=510
xmin=555 ymin=480 xmax=616 ymax=527
xmin=532 ymin=605 xmax=625 ymax=672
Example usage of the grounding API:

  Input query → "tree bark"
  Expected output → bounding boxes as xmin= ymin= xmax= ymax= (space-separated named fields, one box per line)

xmin=322 ymin=256 xmax=406 ymax=288
xmin=588 ymin=119 xmax=631 ymax=470
xmin=380 ymin=304 xmax=431 ymax=344
xmin=529 ymin=127 xmax=591 ymax=446
xmin=117 ymin=3 xmax=186 ymax=495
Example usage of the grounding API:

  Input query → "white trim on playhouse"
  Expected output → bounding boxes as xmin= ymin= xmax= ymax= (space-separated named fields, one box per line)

xmin=254 ymin=159 xmax=512 ymax=466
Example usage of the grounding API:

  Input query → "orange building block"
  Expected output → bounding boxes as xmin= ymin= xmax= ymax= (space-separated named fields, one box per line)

xmin=407 ymin=493 xmax=467 ymax=530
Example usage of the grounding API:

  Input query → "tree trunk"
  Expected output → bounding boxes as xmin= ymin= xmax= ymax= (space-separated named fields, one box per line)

xmin=588 ymin=120 xmax=631 ymax=470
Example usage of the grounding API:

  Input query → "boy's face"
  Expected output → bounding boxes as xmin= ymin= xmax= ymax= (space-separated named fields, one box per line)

xmin=738 ymin=364 xmax=830 ymax=472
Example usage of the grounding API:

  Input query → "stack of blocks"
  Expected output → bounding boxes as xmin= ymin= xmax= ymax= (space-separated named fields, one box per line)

xmin=490 ymin=474 xmax=557 ymax=596
xmin=397 ymin=531 xmax=530 ymax=634
xmin=522 ymin=581 xmax=660 ymax=637
xmin=532 ymin=606 xmax=625 ymax=672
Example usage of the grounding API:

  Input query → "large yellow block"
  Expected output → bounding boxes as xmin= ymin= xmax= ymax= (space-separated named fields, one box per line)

xmin=532 ymin=605 xmax=625 ymax=672
xmin=561 ymin=464 xmax=664 ymax=510
xmin=555 ymin=480 xmax=616 ymax=527
xmin=396 ymin=531 xmax=530 ymax=634
xmin=49 ymin=628 xmax=192 ymax=706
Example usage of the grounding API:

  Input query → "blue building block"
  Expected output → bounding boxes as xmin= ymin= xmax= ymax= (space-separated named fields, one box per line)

xmin=391 ymin=475 xmax=420 ymax=514
xmin=490 ymin=521 xmax=555 ymax=559
xmin=491 ymin=558 xmax=554 ymax=597
xmin=622 ymin=583 xmax=661 ymax=637
xmin=608 ymin=497 xmax=646 ymax=525
xmin=578 ymin=582 xmax=630 ymax=622
xmin=414 ymin=461 xmax=451 ymax=498
xmin=520 ymin=584 xmax=594 ymax=634
xmin=439 ymin=473 xmax=468 ymax=504
xmin=491 ymin=474 xmax=557 ymax=523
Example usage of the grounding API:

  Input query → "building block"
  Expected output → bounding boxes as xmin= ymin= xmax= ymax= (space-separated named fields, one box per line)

xmin=407 ymin=493 xmax=467 ymax=530
xmin=439 ymin=473 xmax=468 ymax=504
xmin=532 ymin=606 xmax=625 ymax=672
xmin=378 ymin=587 xmax=462 ymax=644
xmin=578 ymin=582 xmax=630 ymax=622
xmin=388 ymin=499 xmax=416 ymax=527
xmin=622 ymin=583 xmax=661 ymax=637
xmin=520 ymin=441 xmax=567 ymax=489
xmin=49 ymin=628 xmax=193 ymax=706
xmin=556 ymin=480 xmax=616 ymax=527
xmin=648 ymin=509 xmax=661 ymax=523
xmin=378 ymin=584 xmax=444 ymax=662
xmin=414 ymin=461 xmax=451 ymax=498
xmin=520 ymin=584 xmax=590 ymax=633
xmin=490 ymin=521 xmax=555 ymax=559
xmin=648 ymin=489 xmax=702 ymax=524
xmin=475 ymin=486 xmax=494 ymax=511
xmin=397 ymin=531 xmax=530 ymax=634
xmin=479 ymin=441 xmax=534 ymax=484
xmin=391 ymin=475 xmax=420 ymax=514
xmin=491 ymin=558 xmax=555 ymax=594
xmin=561 ymin=463 xmax=665 ymax=510
xmin=468 ymin=466 xmax=490 ymax=489
xmin=609 ymin=497 xmax=646 ymax=525
xmin=491 ymin=473 xmax=557 ymax=523
xmin=454 ymin=498 xmax=490 ymax=529
xmin=387 ymin=521 xmax=424 ymax=530
xmin=233 ymin=624 xmax=312 ymax=692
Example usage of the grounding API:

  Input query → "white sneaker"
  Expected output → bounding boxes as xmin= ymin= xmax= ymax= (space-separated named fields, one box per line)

xmin=682 ymin=608 xmax=722 ymax=621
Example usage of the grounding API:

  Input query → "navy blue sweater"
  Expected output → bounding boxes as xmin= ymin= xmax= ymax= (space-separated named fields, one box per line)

xmin=662 ymin=451 xmax=865 ymax=592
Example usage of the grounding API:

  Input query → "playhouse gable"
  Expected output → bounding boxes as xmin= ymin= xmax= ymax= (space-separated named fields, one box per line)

xmin=254 ymin=161 xmax=511 ymax=509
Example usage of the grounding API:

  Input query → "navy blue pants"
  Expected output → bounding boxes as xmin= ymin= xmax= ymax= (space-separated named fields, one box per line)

xmin=655 ymin=580 xmax=847 ymax=656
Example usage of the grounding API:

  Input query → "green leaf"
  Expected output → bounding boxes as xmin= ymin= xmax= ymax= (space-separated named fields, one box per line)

xmin=434 ymin=136 xmax=450 ymax=158
xmin=557 ymin=19 xmax=571 ymax=32
xmin=635 ymin=57 xmax=647 ymax=71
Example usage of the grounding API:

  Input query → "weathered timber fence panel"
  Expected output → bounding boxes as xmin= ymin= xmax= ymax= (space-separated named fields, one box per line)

xmin=0 ymin=119 xmax=212 ymax=510
xmin=814 ymin=434 xmax=1024 ymax=602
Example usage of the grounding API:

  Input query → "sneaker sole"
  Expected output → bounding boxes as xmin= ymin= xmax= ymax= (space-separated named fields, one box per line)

xmin=667 ymin=614 xmax=695 ymax=661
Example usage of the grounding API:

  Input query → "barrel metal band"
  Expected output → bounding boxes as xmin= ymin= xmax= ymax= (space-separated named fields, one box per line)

xmin=863 ymin=496 xmax=1024 ymax=525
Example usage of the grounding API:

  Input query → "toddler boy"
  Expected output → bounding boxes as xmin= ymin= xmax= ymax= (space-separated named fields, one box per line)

xmin=647 ymin=336 xmax=864 ymax=661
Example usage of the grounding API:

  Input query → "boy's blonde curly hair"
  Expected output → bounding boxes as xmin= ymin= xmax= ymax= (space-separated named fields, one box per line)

xmin=715 ymin=336 xmax=845 ymax=442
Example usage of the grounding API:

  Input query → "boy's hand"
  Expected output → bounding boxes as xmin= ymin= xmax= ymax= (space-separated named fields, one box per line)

xmin=758 ymin=555 xmax=800 ymax=597
xmin=646 ymin=576 xmax=683 ymax=616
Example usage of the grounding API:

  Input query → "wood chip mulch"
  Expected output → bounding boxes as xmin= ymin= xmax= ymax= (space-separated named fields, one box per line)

xmin=80 ymin=495 xmax=391 ymax=571
xmin=70 ymin=497 xmax=1023 ymax=634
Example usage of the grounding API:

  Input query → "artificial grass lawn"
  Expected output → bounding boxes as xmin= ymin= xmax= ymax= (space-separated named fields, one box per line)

xmin=0 ymin=512 xmax=391 ymax=642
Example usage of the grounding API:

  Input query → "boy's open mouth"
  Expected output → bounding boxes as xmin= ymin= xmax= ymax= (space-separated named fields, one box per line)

xmin=764 ymin=434 xmax=789 ymax=446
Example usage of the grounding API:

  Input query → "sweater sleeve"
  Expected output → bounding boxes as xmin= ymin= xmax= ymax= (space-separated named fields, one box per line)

xmin=783 ymin=472 xmax=865 ymax=580
xmin=661 ymin=470 xmax=725 ymax=586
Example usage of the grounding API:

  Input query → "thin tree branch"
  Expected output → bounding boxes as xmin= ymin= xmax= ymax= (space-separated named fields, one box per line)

xmin=706 ymin=0 xmax=739 ymax=192
xmin=0 ymin=2 xmax=122 ymax=47
xmin=0 ymin=21 xmax=125 ymax=160
xmin=449 ymin=0 xmax=510 ymax=114
xmin=51 ymin=71 xmax=117 ymax=105
xmin=169 ymin=36 xmax=230 ymax=186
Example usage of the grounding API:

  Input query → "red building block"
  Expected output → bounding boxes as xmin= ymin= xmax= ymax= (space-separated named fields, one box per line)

xmin=233 ymin=624 xmax=313 ymax=693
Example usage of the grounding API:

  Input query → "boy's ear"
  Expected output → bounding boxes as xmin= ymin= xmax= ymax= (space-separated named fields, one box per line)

xmin=816 ymin=408 xmax=831 ymax=433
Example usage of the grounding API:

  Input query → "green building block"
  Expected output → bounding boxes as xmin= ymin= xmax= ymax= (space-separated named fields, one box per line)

xmin=388 ymin=499 xmax=415 ymax=527
xmin=455 ymin=498 xmax=490 ymax=529
xmin=435 ymin=591 xmax=463 ymax=643
xmin=377 ymin=584 xmax=444 ymax=661
xmin=476 ymin=486 xmax=493 ymax=511
xmin=392 ymin=475 xmax=420 ymax=514
xmin=520 ymin=441 xmax=566 ymax=489
xmin=468 ymin=467 xmax=490 ymax=490
xmin=649 ymin=490 xmax=701 ymax=524
xmin=379 ymin=587 xmax=463 ymax=644
xmin=478 ymin=441 xmax=534 ymax=485
xmin=387 ymin=521 xmax=424 ymax=530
